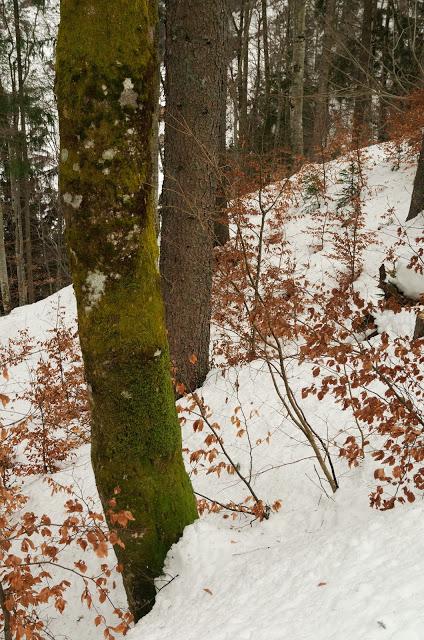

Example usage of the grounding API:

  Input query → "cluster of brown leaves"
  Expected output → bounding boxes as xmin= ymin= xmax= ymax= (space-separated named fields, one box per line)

xmin=0 ymin=314 xmax=133 ymax=638
xmin=0 ymin=477 xmax=134 ymax=639
xmin=386 ymin=89 xmax=424 ymax=160
xmin=0 ymin=321 xmax=89 ymax=481
xmin=212 ymin=132 xmax=424 ymax=510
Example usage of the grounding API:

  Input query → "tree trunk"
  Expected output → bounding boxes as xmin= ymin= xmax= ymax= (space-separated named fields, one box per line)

xmin=55 ymin=199 xmax=66 ymax=290
xmin=377 ymin=1 xmax=391 ymax=142
xmin=352 ymin=0 xmax=376 ymax=146
xmin=13 ymin=0 xmax=34 ymax=303
xmin=406 ymin=132 xmax=424 ymax=222
xmin=56 ymin=0 xmax=197 ymax=621
xmin=8 ymin=138 xmax=27 ymax=307
xmin=261 ymin=0 xmax=271 ymax=150
xmin=290 ymin=0 xmax=306 ymax=159
xmin=311 ymin=0 xmax=337 ymax=157
xmin=160 ymin=0 xmax=227 ymax=392
xmin=0 ymin=201 xmax=10 ymax=314
xmin=238 ymin=0 xmax=253 ymax=148
xmin=0 ymin=582 xmax=12 ymax=640
xmin=214 ymin=16 xmax=230 ymax=247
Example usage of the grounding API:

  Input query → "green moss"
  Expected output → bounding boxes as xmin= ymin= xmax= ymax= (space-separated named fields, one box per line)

xmin=56 ymin=0 xmax=198 ymax=621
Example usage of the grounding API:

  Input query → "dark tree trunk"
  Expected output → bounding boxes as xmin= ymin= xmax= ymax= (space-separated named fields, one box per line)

xmin=311 ymin=0 xmax=336 ymax=157
xmin=238 ymin=0 xmax=253 ymax=148
xmin=352 ymin=0 xmax=376 ymax=146
xmin=0 ymin=200 xmax=11 ymax=314
xmin=406 ymin=133 xmax=424 ymax=222
xmin=290 ymin=0 xmax=306 ymax=159
xmin=0 ymin=582 xmax=12 ymax=640
xmin=261 ymin=0 xmax=271 ymax=150
xmin=161 ymin=0 xmax=227 ymax=392
xmin=13 ymin=0 xmax=34 ymax=303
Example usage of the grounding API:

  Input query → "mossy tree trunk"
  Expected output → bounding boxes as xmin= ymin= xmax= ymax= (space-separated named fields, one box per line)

xmin=56 ymin=0 xmax=197 ymax=621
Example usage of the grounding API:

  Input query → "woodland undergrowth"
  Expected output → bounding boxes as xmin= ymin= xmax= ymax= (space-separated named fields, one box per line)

xmin=1 ymin=116 xmax=424 ymax=637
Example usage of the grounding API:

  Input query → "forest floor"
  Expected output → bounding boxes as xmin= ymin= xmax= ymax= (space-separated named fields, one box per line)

xmin=1 ymin=142 xmax=424 ymax=640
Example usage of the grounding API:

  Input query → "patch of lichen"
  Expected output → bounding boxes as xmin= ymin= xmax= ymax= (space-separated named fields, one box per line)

xmin=74 ymin=215 xmax=161 ymax=352
xmin=58 ymin=64 xmax=154 ymax=279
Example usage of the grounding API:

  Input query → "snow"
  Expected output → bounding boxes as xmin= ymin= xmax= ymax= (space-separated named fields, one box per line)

xmin=63 ymin=192 xmax=83 ymax=209
xmin=0 ymin=288 xmax=128 ymax=639
xmin=85 ymin=269 xmax=107 ymax=310
xmin=129 ymin=474 xmax=424 ymax=640
xmin=102 ymin=148 xmax=118 ymax=161
xmin=119 ymin=78 xmax=138 ymax=110
xmin=388 ymin=260 xmax=424 ymax=300
xmin=1 ymin=142 xmax=424 ymax=640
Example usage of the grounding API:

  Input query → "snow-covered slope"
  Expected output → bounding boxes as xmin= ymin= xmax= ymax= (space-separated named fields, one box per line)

xmin=0 ymin=287 xmax=128 ymax=639
xmin=1 ymin=143 xmax=424 ymax=640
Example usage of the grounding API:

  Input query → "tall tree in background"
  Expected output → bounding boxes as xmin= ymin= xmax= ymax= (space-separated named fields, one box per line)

xmin=311 ymin=0 xmax=336 ymax=157
xmin=12 ymin=0 xmax=34 ymax=302
xmin=160 ymin=0 xmax=227 ymax=392
xmin=56 ymin=0 xmax=197 ymax=620
xmin=0 ymin=199 xmax=10 ymax=313
xmin=289 ymin=0 xmax=306 ymax=159
xmin=352 ymin=0 xmax=376 ymax=145
xmin=0 ymin=0 xmax=64 ymax=312
xmin=237 ymin=0 xmax=253 ymax=148
xmin=261 ymin=0 xmax=271 ymax=150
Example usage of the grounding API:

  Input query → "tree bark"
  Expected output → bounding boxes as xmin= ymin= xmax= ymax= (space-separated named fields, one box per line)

xmin=406 ymin=132 xmax=424 ymax=222
xmin=8 ymin=138 xmax=27 ymax=307
xmin=261 ymin=0 xmax=271 ymax=150
xmin=290 ymin=0 xmax=306 ymax=159
xmin=0 ymin=582 xmax=12 ymax=640
xmin=352 ymin=0 xmax=376 ymax=146
xmin=311 ymin=0 xmax=337 ymax=158
xmin=56 ymin=0 xmax=197 ymax=621
xmin=13 ymin=0 xmax=34 ymax=303
xmin=160 ymin=0 xmax=227 ymax=391
xmin=0 ymin=200 xmax=10 ymax=314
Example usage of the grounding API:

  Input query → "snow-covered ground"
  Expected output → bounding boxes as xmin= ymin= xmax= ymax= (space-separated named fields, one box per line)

xmin=1 ymin=143 xmax=424 ymax=640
